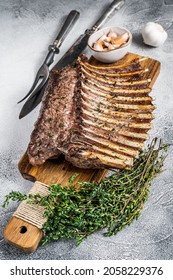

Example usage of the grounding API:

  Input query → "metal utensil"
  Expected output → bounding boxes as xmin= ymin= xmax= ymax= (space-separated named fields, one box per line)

xmin=54 ymin=0 xmax=125 ymax=70
xmin=18 ymin=10 xmax=80 ymax=104
xmin=19 ymin=0 xmax=125 ymax=119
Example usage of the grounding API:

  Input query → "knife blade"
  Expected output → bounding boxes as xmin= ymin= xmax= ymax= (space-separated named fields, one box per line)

xmin=19 ymin=0 xmax=125 ymax=119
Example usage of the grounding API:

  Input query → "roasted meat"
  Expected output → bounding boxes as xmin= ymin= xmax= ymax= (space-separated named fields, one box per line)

xmin=27 ymin=66 xmax=78 ymax=165
xmin=27 ymin=53 xmax=159 ymax=169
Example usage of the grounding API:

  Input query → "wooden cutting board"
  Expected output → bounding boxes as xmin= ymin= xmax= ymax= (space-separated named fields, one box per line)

xmin=3 ymin=52 xmax=161 ymax=253
xmin=3 ymin=153 xmax=108 ymax=253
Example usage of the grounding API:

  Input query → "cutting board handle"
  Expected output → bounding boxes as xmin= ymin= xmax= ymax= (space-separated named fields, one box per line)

xmin=3 ymin=181 xmax=49 ymax=253
xmin=3 ymin=217 xmax=43 ymax=253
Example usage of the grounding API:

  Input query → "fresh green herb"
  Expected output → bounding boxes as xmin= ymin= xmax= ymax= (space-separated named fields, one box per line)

xmin=2 ymin=192 xmax=27 ymax=208
xmin=2 ymin=138 xmax=168 ymax=245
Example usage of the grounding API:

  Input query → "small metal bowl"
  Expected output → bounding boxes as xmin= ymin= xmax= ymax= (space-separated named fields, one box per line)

xmin=87 ymin=26 xmax=132 ymax=63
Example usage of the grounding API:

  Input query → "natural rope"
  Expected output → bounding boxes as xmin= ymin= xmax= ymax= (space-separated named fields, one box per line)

xmin=13 ymin=181 xmax=50 ymax=229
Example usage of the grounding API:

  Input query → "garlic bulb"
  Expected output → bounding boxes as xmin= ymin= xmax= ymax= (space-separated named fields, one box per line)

xmin=142 ymin=22 xmax=167 ymax=47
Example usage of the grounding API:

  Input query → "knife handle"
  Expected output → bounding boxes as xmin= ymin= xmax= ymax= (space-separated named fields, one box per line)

xmin=93 ymin=0 xmax=125 ymax=31
xmin=53 ymin=10 xmax=80 ymax=48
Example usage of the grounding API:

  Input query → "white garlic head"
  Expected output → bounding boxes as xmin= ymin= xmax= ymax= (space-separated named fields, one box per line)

xmin=142 ymin=22 xmax=168 ymax=47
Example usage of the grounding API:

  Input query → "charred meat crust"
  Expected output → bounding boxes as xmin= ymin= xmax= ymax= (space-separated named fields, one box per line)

xmin=27 ymin=54 xmax=155 ymax=170
xmin=27 ymin=67 xmax=78 ymax=165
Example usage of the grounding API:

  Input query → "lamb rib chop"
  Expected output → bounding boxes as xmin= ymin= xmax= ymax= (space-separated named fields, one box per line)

xmin=27 ymin=53 xmax=158 ymax=169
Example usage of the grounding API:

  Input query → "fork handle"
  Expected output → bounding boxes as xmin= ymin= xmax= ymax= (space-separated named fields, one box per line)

xmin=44 ymin=10 xmax=79 ymax=67
xmin=53 ymin=10 xmax=80 ymax=48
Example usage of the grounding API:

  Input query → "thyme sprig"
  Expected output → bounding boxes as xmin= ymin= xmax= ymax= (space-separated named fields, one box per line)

xmin=2 ymin=138 xmax=168 ymax=245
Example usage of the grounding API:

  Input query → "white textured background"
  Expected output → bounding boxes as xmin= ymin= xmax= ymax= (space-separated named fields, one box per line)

xmin=0 ymin=0 xmax=173 ymax=260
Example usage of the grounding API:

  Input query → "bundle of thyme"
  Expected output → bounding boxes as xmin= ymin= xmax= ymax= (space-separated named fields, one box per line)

xmin=3 ymin=138 xmax=168 ymax=245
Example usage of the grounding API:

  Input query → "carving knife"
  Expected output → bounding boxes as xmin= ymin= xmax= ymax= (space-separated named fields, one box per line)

xmin=19 ymin=0 xmax=125 ymax=119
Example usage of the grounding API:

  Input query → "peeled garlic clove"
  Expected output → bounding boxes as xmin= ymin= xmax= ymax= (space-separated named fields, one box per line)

xmin=112 ymin=44 xmax=120 ymax=49
xmin=142 ymin=22 xmax=168 ymax=47
xmin=107 ymin=31 xmax=118 ymax=38
xmin=98 ymin=34 xmax=110 ymax=43
xmin=104 ymin=36 xmax=111 ymax=42
xmin=93 ymin=41 xmax=104 ymax=51
xmin=111 ymin=32 xmax=129 ymax=45
xmin=103 ymin=41 xmax=110 ymax=47
xmin=108 ymin=43 xmax=120 ymax=50
xmin=108 ymin=44 xmax=115 ymax=51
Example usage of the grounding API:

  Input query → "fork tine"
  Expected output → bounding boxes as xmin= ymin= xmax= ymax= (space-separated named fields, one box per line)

xmin=17 ymin=66 xmax=46 ymax=104
xmin=18 ymin=76 xmax=41 ymax=104
xmin=23 ymin=65 xmax=49 ymax=100
xmin=19 ymin=82 xmax=48 ymax=119
xmin=19 ymin=89 xmax=45 ymax=119
xmin=28 ymin=76 xmax=49 ymax=99
xmin=21 ymin=74 xmax=48 ymax=106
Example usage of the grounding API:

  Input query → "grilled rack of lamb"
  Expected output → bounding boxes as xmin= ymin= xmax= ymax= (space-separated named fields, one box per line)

xmin=27 ymin=53 xmax=158 ymax=170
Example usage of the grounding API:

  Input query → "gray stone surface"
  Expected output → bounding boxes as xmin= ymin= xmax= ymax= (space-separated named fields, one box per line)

xmin=0 ymin=0 xmax=173 ymax=260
